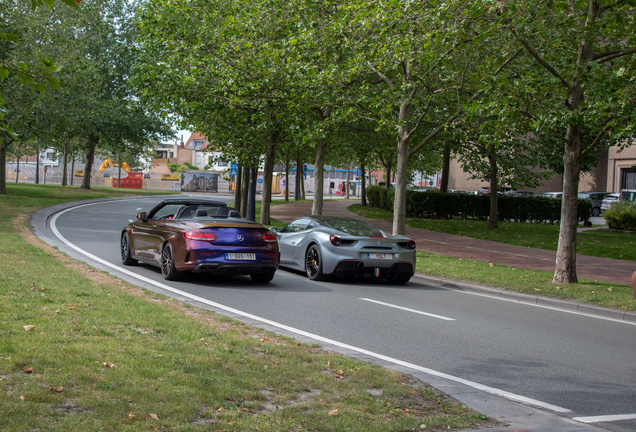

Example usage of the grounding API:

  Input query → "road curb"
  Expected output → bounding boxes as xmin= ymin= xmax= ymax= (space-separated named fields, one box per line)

xmin=414 ymin=272 xmax=636 ymax=323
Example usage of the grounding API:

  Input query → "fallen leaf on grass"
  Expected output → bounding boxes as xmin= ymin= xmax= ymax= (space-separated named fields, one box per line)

xmin=24 ymin=368 xmax=33 ymax=374
xmin=328 ymin=409 xmax=339 ymax=416
xmin=55 ymin=310 xmax=61 ymax=314
xmin=217 ymin=407 xmax=224 ymax=412
xmin=50 ymin=387 xmax=63 ymax=392
xmin=128 ymin=413 xmax=135 ymax=419
xmin=149 ymin=413 xmax=159 ymax=420
xmin=489 ymin=263 xmax=494 ymax=267
xmin=23 ymin=325 xmax=36 ymax=332
xmin=19 ymin=396 xmax=25 ymax=400
xmin=103 ymin=362 xmax=115 ymax=368
xmin=67 ymin=307 xmax=75 ymax=310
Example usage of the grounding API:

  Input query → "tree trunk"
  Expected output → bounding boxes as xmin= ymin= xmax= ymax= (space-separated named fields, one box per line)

xmin=311 ymin=138 xmax=328 ymax=215
xmin=488 ymin=145 xmax=499 ymax=229
xmin=345 ymin=162 xmax=351 ymax=199
xmin=300 ymin=163 xmax=305 ymax=200
xmin=284 ymin=155 xmax=289 ymax=201
xmin=392 ymin=105 xmax=411 ymax=235
xmin=259 ymin=135 xmax=276 ymax=225
xmin=0 ymin=138 xmax=11 ymax=194
xmin=15 ymin=157 xmax=20 ymax=183
xmin=81 ymin=135 xmax=99 ymax=190
xmin=385 ymin=163 xmax=392 ymax=188
xmin=553 ymin=124 xmax=583 ymax=284
xmin=440 ymin=142 xmax=450 ymax=193
xmin=361 ymin=161 xmax=367 ymax=206
xmin=234 ymin=166 xmax=242 ymax=211
xmin=61 ymin=144 xmax=68 ymax=186
xmin=71 ymin=155 xmax=75 ymax=186
xmin=240 ymin=164 xmax=250 ymax=218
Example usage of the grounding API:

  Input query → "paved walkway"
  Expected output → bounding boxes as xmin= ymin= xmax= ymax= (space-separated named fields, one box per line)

xmin=270 ymin=200 xmax=635 ymax=286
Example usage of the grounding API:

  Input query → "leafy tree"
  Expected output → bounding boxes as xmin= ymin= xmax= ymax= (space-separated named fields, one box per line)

xmin=489 ymin=0 xmax=636 ymax=283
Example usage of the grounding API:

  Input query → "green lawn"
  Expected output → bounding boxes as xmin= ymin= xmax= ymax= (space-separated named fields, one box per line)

xmin=348 ymin=204 xmax=636 ymax=262
xmin=0 ymin=184 xmax=491 ymax=431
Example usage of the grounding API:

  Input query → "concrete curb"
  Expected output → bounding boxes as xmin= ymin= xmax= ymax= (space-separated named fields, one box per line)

xmin=413 ymin=272 xmax=636 ymax=323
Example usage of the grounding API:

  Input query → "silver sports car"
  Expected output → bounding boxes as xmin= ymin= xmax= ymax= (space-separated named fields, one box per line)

xmin=271 ymin=216 xmax=416 ymax=283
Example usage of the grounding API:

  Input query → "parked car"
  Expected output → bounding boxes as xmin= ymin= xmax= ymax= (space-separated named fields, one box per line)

xmin=538 ymin=191 xmax=562 ymax=199
xmin=271 ymin=215 xmax=416 ymax=284
xmin=620 ymin=189 xmax=636 ymax=202
xmin=478 ymin=187 xmax=511 ymax=195
xmin=447 ymin=189 xmax=467 ymax=194
xmin=377 ymin=181 xmax=397 ymax=188
xmin=120 ymin=199 xmax=279 ymax=282
xmin=508 ymin=190 xmax=535 ymax=197
xmin=601 ymin=193 xmax=620 ymax=213
xmin=577 ymin=191 xmax=611 ymax=217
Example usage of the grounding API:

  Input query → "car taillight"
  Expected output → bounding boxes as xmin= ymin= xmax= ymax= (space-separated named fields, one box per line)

xmin=184 ymin=231 xmax=218 ymax=242
xmin=330 ymin=235 xmax=341 ymax=246
xmin=262 ymin=232 xmax=278 ymax=243
xmin=399 ymin=240 xmax=416 ymax=250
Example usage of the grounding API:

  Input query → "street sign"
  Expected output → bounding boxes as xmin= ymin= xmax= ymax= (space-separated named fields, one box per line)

xmin=356 ymin=168 xmax=361 ymax=176
xmin=257 ymin=179 xmax=263 ymax=184
xmin=230 ymin=167 xmax=237 ymax=176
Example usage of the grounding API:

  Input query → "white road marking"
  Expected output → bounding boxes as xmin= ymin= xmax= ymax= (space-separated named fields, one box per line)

xmin=49 ymin=202 xmax=571 ymax=414
xmin=573 ymin=413 xmax=636 ymax=423
xmin=360 ymin=298 xmax=455 ymax=321
xmin=419 ymin=275 xmax=636 ymax=327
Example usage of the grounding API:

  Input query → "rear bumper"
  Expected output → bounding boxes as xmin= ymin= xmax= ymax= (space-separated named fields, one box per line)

xmin=193 ymin=262 xmax=277 ymax=275
xmin=332 ymin=261 xmax=414 ymax=278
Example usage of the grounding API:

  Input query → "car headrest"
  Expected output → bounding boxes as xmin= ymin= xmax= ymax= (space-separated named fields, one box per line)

xmin=195 ymin=209 xmax=207 ymax=217
xmin=228 ymin=210 xmax=241 ymax=218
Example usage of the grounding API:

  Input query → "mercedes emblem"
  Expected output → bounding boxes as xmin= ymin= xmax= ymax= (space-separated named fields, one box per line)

xmin=237 ymin=235 xmax=244 ymax=241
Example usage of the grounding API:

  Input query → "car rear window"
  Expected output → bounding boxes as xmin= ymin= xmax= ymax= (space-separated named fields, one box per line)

xmin=320 ymin=219 xmax=384 ymax=237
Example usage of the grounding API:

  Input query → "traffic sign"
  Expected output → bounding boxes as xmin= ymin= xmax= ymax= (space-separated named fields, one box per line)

xmin=355 ymin=168 xmax=361 ymax=176
xmin=257 ymin=179 xmax=263 ymax=184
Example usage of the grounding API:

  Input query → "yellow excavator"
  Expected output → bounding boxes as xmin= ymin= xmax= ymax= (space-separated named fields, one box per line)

xmin=99 ymin=158 xmax=131 ymax=172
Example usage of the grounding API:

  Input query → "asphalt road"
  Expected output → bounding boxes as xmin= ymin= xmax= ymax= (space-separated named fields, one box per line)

xmin=39 ymin=195 xmax=636 ymax=432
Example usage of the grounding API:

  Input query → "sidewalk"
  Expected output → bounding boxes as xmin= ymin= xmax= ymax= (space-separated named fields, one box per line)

xmin=270 ymin=199 xmax=635 ymax=286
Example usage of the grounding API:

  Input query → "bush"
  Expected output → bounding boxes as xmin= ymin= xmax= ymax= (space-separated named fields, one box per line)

xmin=365 ymin=185 xmax=592 ymax=223
xmin=604 ymin=201 xmax=636 ymax=231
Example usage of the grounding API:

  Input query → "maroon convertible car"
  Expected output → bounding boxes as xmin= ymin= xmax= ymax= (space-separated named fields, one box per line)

xmin=120 ymin=199 xmax=279 ymax=282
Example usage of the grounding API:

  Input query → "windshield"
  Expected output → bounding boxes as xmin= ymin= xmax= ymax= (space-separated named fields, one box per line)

xmin=319 ymin=218 xmax=384 ymax=237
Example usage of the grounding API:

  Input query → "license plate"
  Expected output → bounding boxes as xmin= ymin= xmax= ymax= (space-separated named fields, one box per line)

xmin=225 ymin=253 xmax=256 ymax=260
xmin=367 ymin=253 xmax=392 ymax=259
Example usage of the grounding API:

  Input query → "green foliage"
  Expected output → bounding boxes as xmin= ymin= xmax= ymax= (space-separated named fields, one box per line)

xmin=366 ymin=186 xmax=592 ymax=223
xmin=183 ymin=161 xmax=197 ymax=170
xmin=166 ymin=161 xmax=185 ymax=173
xmin=604 ymin=202 xmax=636 ymax=231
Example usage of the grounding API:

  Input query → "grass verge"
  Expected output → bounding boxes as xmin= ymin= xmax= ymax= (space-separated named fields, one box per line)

xmin=0 ymin=184 xmax=494 ymax=431
xmin=349 ymin=204 xmax=636 ymax=261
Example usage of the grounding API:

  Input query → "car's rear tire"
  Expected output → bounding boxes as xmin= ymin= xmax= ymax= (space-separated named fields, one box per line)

xmin=161 ymin=243 xmax=183 ymax=281
xmin=121 ymin=232 xmax=138 ymax=266
xmin=306 ymin=245 xmax=328 ymax=281
xmin=250 ymin=272 xmax=275 ymax=283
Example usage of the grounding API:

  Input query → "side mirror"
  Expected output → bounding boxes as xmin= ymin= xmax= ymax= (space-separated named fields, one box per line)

xmin=137 ymin=212 xmax=147 ymax=221
xmin=269 ymin=226 xmax=278 ymax=234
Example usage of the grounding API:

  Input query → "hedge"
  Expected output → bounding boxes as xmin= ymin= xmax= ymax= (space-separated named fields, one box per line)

xmin=366 ymin=185 xmax=592 ymax=223
xmin=604 ymin=201 xmax=636 ymax=231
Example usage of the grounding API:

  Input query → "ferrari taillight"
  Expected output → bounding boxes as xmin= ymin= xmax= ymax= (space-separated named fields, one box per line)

xmin=262 ymin=232 xmax=278 ymax=243
xmin=329 ymin=235 xmax=341 ymax=246
xmin=406 ymin=240 xmax=416 ymax=250
xmin=184 ymin=231 xmax=218 ymax=242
